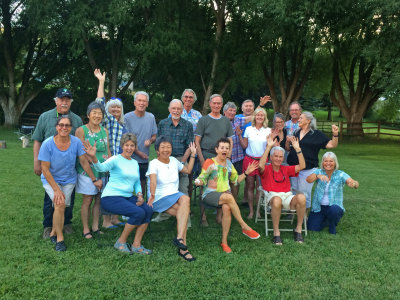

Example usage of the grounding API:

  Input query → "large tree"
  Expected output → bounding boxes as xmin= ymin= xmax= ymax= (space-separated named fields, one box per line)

xmin=0 ymin=0 xmax=72 ymax=126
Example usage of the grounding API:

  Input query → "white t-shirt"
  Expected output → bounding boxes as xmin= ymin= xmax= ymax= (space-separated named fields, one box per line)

xmin=320 ymin=181 xmax=330 ymax=205
xmin=244 ymin=126 xmax=271 ymax=157
xmin=146 ymin=157 xmax=184 ymax=203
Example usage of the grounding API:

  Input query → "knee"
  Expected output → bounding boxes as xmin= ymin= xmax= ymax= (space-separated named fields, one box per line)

xmin=222 ymin=204 xmax=231 ymax=215
xmin=327 ymin=205 xmax=343 ymax=217
xmin=220 ymin=193 xmax=234 ymax=203
xmin=54 ymin=204 xmax=66 ymax=211
xmin=297 ymin=194 xmax=306 ymax=206
xmin=179 ymin=195 xmax=190 ymax=208
xmin=270 ymin=197 xmax=282 ymax=209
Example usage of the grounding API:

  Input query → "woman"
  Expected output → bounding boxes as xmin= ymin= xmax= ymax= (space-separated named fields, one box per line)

xmin=146 ymin=136 xmax=197 ymax=262
xmin=94 ymin=68 xmax=127 ymax=228
xmin=286 ymin=112 xmax=339 ymax=209
xmin=240 ymin=107 xmax=271 ymax=219
xmin=84 ymin=133 xmax=153 ymax=254
xmin=195 ymin=138 xmax=260 ymax=254
xmin=38 ymin=116 xmax=97 ymax=251
xmin=271 ymin=113 xmax=287 ymax=149
xmin=306 ymin=152 xmax=359 ymax=234
xmin=76 ymin=102 xmax=111 ymax=239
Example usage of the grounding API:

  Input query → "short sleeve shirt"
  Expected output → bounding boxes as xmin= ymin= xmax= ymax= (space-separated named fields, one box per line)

xmin=285 ymin=120 xmax=299 ymax=136
xmin=260 ymin=164 xmax=298 ymax=192
xmin=287 ymin=130 xmax=330 ymax=169
xmin=181 ymin=108 xmax=202 ymax=131
xmin=194 ymin=114 xmax=234 ymax=158
xmin=146 ymin=157 xmax=184 ymax=203
xmin=32 ymin=108 xmax=83 ymax=142
xmin=244 ymin=126 xmax=271 ymax=157
xmin=38 ymin=135 xmax=85 ymax=185
xmin=124 ymin=111 xmax=157 ymax=163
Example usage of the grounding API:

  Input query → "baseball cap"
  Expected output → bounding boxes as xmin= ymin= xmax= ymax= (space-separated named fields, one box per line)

xmin=55 ymin=88 xmax=73 ymax=99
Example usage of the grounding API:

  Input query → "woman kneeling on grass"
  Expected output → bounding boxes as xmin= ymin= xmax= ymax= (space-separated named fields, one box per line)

xmin=146 ymin=136 xmax=197 ymax=262
xmin=194 ymin=138 xmax=260 ymax=254
xmin=84 ymin=133 xmax=153 ymax=254
xmin=306 ymin=152 xmax=359 ymax=235
xmin=39 ymin=116 xmax=97 ymax=251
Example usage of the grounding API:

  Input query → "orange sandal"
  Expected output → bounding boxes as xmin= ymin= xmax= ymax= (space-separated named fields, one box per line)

xmin=220 ymin=243 xmax=232 ymax=253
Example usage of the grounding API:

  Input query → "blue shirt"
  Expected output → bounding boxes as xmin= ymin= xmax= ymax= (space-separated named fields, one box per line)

xmin=181 ymin=108 xmax=202 ymax=131
xmin=93 ymin=155 xmax=142 ymax=198
xmin=236 ymin=113 xmax=252 ymax=137
xmin=38 ymin=135 xmax=85 ymax=185
xmin=311 ymin=169 xmax=351 ymax=212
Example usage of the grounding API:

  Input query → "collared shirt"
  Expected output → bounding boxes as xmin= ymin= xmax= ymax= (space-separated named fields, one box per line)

xmin=32 ymin=107 xmax=83 ymax=142
xmin=285 ymin=119 xmax=299 ymax=136
xmin=230 ymin=116 xmax=246 ymax=163
xmin=96 ymin=97 xmax=125 ymax=156
xmin=311 ymin=169 xmax=351 ymax=212
xmin=181 ymin=108 xmax=202 ymax=131
xmin=157 ymin=117 xmax=194 ymax=157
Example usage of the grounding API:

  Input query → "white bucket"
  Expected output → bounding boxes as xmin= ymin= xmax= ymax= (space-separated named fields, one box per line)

xmin=21 ymin=136 xmax=30 ymax=148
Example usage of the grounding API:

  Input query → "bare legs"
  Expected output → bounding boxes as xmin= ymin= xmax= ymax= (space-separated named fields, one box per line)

xmin=246 ymin=175 xmax=260 ymax=219
xmin=50 ymin=203 xmax=65 ymax=242
xmin=118 ymin=223 xmax=149 ymax=248
xmin=81 ymin=194 xmax=101 ymax=238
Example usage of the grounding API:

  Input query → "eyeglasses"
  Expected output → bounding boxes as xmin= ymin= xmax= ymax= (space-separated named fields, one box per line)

xmin=273 ymin=168 xmax=286 ymax=183
xmin=57 ymin=123 xmax=72 ymax=128
xmin=183 ymin=95 xmax=194 ymax=99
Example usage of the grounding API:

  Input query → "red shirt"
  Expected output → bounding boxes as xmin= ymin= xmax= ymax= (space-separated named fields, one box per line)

xmin=260 ymin=164 xmax=298 ymax=192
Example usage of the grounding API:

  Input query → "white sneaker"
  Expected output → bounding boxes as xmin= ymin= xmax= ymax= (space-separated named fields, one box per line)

xmin=151 ymin=212 xmax=172 ymax=222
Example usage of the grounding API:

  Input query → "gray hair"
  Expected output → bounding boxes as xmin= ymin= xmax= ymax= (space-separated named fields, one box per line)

xmin=105 ymin=98 xmax=124 ymax=124
xmin=209 ymin=94 xmax=223 ymax=103
xmin=321 ymin=152 xmax=339 ymax=171
xmin=241 ymin=99 xmax=254 ymax=109
xmin=289 ymin=101 xmax=302 ymax=111
xmin=251 ymin=107 xmax=269 ymax=128
xmin=223 ymin=101 xmax=237 ymax=113
xmin=302 ymin=111 xmax=317 ymax=130
xmin=87 ymin=101 xmax=105 ymax=117
xmin=134 ymin=91 xmax=149 ymax=102
xmin=270 ymin=146 xmax=285 ymax=156
xmin=273 ymin=112 xmax=285 ymax=128
xmin=169 ymin=99 xmax=183 ymax=108
xmin=120 ymin=133 xmax=137 ymax=148
xmin=181 ymin=89 xmax=197 ymax=102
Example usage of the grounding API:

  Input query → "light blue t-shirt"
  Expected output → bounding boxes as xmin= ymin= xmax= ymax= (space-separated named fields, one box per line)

xmin=93 ymin=155 xmax=142 ymax=198
xmin=38 ymin=135 xmax=85 ymax=185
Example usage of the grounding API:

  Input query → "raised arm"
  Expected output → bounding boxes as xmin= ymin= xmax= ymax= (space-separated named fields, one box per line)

xmin=181 ymin=142 xmax=196 ymax=174
xmin=326 ymin=124 xmax=339 ymax=149
xmin=290 ymin=136 xmax=305 ymax=173
xmin=94 ymin=69 xmax=106 ymax=99
xmin=259 ymin=135 xmax=275 ymax=173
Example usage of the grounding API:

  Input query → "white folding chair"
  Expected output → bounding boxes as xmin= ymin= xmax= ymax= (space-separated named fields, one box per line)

xmin=255 ymin=187 xmax=307 ymax=236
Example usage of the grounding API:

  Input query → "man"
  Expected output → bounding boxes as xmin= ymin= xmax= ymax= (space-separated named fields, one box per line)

xmin=33 ymin=88 xmax=83 ymax=238
xmin=236 ymin=99 xmax=255 ymax=136
xmin=195 ymin=94 xmax=233 ymax=226
xmin=258 ymin=135 xmax=307 ymax=245
xmin=285 ymin=101 xmax=302 ymax=136
xmin=158 ymin=99 xmax=194 ymax=195
xmin=124 ymin=91 xmax=157 ymax=194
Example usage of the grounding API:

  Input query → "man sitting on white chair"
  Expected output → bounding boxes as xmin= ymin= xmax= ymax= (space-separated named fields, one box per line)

xmin=258 ymin=135 xmax=306 ymax=245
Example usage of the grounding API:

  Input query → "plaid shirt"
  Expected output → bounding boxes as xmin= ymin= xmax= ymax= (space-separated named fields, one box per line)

xmin=96 ymin=97 xmax=125 ymax=156
xmin=157 ymin=117 xmax=194 ymax=157
xmin=231 ymin=116 xmax=246 ymax=163
xmin=285 ymin=120 xmax=299 ymax=136
xmin=311 ymin=169 xmax=350 ymax=212
xmin=181 ymin=108 xmax=202 ymax=131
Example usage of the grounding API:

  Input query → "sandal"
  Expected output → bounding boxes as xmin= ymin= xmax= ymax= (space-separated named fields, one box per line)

xmin=293 ymin=230 xmax=304 ymax=243
xmin=178 ymin=249 xmax=196 ymax=262
xmin=172 ymin=238 xmax=188 ymax=250
xmin=91 ymin=229 xmax=104 ymax=236
xmin=82 ymin=232 xmax=93 ymax=239
xmin=114 ymin=239 xmax=131 ymax=253
xmin=131 ymin=245 xmax=152 ymax=255
xmin=272 ymin=236 xmax=283 ymax=245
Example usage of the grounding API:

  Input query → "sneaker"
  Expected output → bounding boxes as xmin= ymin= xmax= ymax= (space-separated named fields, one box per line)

xmin=50 ymin=235 xmax=57 ymax=244
xmin=220 ymin=243 xmax=232 ymax=253
xmin=63 ymin=224 xmax=74 ymax=234
xmin=242 ymin=228 xmax=260 ymax=240
xmin=151 ymin=212 xmax=172 ymax=222
xmin=55 ymin=241 xmax=67 ymax=251
xmin=42 ymin=227 xmax=52 ymax=239
xmin=114 ymin=239 xmax=131 ymax=253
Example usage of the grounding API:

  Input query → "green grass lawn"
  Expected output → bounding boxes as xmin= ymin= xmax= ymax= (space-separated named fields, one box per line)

xmin=0 ymin=127 xmax=399 ymax=299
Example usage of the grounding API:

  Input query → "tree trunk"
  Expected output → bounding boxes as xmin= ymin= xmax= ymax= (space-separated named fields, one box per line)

xmin=0 ymin=97 xmax=21 ymax=126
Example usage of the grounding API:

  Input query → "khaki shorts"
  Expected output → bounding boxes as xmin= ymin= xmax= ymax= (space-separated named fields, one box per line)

xmin=43 ymin=183 xmax=75 ymax=207
xmin=266 ymin=191 xmax=295 ymax=210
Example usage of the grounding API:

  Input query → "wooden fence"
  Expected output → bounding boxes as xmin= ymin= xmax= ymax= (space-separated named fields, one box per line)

xmin=318 ymin=121 xmax=400 ymax=140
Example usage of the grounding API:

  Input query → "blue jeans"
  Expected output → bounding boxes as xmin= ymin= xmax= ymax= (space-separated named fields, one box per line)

xmin=43 ymin=189 xmax=75 ymax=227
xmin=307 ymin=205 xmax=344 ymax=234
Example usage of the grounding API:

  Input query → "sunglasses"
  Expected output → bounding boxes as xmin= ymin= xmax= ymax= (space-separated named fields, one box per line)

xmin=273 ymin=168 xmax=286 ymax=183
xmin=57 ymin=123 xmax=72 ymax=128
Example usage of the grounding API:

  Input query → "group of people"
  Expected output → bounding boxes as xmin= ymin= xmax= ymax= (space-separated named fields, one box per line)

xmin=32 ymin=69 xmax=359 ymax=258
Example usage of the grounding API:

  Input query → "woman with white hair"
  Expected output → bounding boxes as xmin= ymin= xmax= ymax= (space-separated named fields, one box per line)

xmin=240 ymin=107 xmax=271 ymax=219
xmin=286 ymin=111 xmax=339 ymax=209
xmin=94 ymin=69 xmax=127 ymax=228
xmin=306 ymin=152 xmax=359 ymax=234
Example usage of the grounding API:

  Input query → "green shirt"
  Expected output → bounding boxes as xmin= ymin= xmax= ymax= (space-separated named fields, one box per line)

xmin=32 ymin=107 xmax=83 ymax=142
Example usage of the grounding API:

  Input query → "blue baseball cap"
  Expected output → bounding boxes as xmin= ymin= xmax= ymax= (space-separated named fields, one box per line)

xmin=55 ymin=88 xmax=73 ymax=99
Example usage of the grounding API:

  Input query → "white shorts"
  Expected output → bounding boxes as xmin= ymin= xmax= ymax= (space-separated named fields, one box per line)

xmin=43 ymin=183 xmax=75 ymax=207
xmin=266 ymin=191 xmax=296 ymax=210
xmin=76 ymin=174 xmax=106 ymax=195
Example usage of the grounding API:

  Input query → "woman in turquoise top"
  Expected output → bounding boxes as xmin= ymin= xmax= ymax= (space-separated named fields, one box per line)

xmin=306 ymin=152 xmax=359 ymax=234
xmin=84 ymin=133 xmax=153 ymax=254
xmin=76 ymin=102 xmax=111 ymax=239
